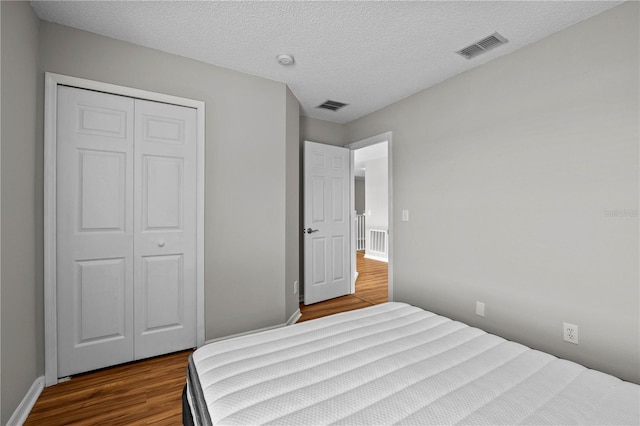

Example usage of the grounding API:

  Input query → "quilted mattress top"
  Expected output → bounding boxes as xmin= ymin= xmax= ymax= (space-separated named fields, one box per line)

xmin=192 ymin=302 xmax=639 ymax=425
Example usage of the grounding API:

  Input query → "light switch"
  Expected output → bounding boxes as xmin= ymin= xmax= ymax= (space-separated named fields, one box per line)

xmin=402 ymin=210 xmax=409 ymax=222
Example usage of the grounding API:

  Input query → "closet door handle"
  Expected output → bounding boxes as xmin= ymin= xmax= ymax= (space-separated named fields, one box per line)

xmin=157 ymin=240 xmax=166 ymax=248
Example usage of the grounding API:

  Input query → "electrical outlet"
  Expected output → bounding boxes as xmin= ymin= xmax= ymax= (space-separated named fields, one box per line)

xmin=563 ymin=323 xmax=579 ymax=344
xmin=293 ymin=280 xmax=299 ymax=295
xmin=475 ymin=301 xmax=485 ymax=317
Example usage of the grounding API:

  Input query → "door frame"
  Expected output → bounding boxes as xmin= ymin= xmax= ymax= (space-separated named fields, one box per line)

xmin=43 ymin=72 xmax=206 ymax=386
xmin=345 ymin=131 xmax=393 ymax=301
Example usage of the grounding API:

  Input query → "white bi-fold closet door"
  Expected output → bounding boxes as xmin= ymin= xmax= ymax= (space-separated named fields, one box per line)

xmin=56 ymin=85 xmax=197 ymax=378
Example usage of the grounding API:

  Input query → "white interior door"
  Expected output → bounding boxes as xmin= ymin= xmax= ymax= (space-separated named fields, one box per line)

xmin=56 ymin=86 xmax=135 ymax=377
xmin=303 ymin=141 xmax=351 ymax=305
xmin=56 ymin=86 xmax=197 ymax=377
xmin=133 ymin=99 xmax=197 ymax=359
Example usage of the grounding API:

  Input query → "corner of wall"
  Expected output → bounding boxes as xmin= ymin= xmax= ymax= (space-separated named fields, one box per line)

xmin=285 ymin=87 xmax=301 ymax=321
xmin=1 ymin=1 xmax=43 ymax=423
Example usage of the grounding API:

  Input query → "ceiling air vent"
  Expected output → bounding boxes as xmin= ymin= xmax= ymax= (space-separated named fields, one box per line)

xmin=317 ymin=100 xmax=348 ymax=111
xmin=457 ymin=32 xmax=508 ymax=60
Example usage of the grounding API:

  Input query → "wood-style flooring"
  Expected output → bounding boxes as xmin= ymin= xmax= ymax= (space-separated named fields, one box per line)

xmin=25 ymin=252 xmax=388 ymax=425
xmin=298 ymin=251 xmax=388 ymax=322
xmin=25 ymin=350 xmax=192 ymax=425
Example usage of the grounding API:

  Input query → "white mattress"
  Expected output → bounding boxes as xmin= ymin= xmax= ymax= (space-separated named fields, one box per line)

xmin=189 ymin=302 xmax=639 ymax=425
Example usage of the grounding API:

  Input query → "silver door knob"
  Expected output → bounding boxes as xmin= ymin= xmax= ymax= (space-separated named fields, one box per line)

xmin=157 ymin=240 xmax=166 ymax=247
xmin=305 ymin=228 xmax=319 ymax=234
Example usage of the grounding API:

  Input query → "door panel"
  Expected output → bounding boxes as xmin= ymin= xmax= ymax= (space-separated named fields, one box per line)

xmin=77 ymin=105 xmax=127 ymax=138
xmin=304 ymin=141 xmax=351 ymax=304
xmin=311 ymin=237 xmax=326 ymax=285
xmin=141 ymin=254 xmax=184 ymax=332
xmin=331 ymin=177 xmax=345 ymax=220
xmin=133 ymin=99 xmax=197 ymax=360
xmin=79 ymin=150 xmax=127 ymax=231
xmin=142 ymin=114 xmax=184 ymax=144
xmin=75 ymin=258 xmax=127 ymax=344
xmin=331 ymin=236 xmax=345 ymax=280
xmin=312 ymin=177 xmax=325 ymax=222
xmin=142 ymin=155 xmax=184 ymax=230
xmin=57 ymin=86 xmax=135 ymax=377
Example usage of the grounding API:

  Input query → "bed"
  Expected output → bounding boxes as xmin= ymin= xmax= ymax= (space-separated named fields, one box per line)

xmin=183 ymin=302 xmax=639 ymax=425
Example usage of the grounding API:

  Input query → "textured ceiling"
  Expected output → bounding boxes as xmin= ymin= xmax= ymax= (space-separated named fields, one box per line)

xmin=30 ymin=1 xmax=623 ymax=124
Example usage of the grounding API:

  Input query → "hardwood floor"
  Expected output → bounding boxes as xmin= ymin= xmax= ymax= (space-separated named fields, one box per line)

xmin=298 ymin=251 xmax=388 ymax=322
xmin=25 ymin=350 xmax=192 ymax=425
xmin=25 ymin=252 xmax=388 ymax=425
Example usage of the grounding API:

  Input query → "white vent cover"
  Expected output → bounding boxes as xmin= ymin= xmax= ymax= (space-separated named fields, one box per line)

xmin=457 ymin=32 xmax=508 ymax=59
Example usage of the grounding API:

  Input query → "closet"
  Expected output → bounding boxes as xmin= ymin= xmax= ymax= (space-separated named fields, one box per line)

xmin=55 ymin=85 xmax=197 ymax=377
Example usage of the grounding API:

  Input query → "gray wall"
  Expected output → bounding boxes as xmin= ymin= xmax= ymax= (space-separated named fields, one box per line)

xmin=285 ymin=87 xmax=300 ymax=320
xmin=354 ymin=178 xmax=365 ymax=215
xmin=1 ymin=2 xmax=41 ymax=424
xmin=300 ymin=116 xmax=346 ymax=147
xmin=364 ymin=157 xmax=388 ymax=260
xmin=38 ymin=22 xmax=295 ymax=340
xmin=346 ymin=2 xmax=639 ymax=383
xmin=364 ymin=157 xmax=388 ymax=231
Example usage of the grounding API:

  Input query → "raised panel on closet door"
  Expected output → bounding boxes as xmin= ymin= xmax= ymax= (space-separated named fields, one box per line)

xmin=56 ymin=86 xmax=135 ymax=377
xmin=133 ymin=99 xmax=197 ymax=359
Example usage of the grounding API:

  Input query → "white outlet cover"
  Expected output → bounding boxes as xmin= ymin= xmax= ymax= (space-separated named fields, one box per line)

xmin=476 ymin=301 xmax=485 ymax=317
xmin=563 ymin=322 xmax=579 ymax=344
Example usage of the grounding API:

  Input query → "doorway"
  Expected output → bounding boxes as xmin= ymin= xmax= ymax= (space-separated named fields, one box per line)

xmin=348 ymin=133 xmax=390 ymax=303
xmin=298 ymin=132 xmax=392 ymax=320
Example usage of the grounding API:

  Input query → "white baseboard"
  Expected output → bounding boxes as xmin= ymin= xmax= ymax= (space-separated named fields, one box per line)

xmin=204 ymin=322 xmax=287 ymax=345
xmin=364 ymin=253 xmax=389 ymax=263
xmin=202 ymin=310 xmax=302 ymax=347
xmin=8 ymin=376 xmax=44 ymax=426
xmin=287 ymin=309 xmax=301 ymax=325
